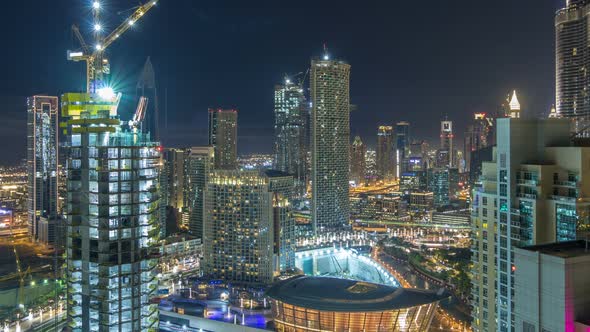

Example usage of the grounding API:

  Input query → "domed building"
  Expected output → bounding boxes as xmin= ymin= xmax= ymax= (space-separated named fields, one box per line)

xmin=266 ymin=275 xmax=448 ymax=332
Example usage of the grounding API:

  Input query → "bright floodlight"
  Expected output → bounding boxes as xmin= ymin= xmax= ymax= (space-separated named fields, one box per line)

xmin=97 ymin=87 xmax=115 ymax=100
xmin=95 ymin=44 xmax=102 ymax=50
xmin=128 ymin=20 xmax=135 ymax=26
xmin=286 ymin=79 xmax=291 ymax=84
xmin=94 ymin=24 xmax=102 ymax=31
xmin=93 ymin=1 xmax=100 ymax=9
xmin=323 ymin=54 xmax=329 ymax=60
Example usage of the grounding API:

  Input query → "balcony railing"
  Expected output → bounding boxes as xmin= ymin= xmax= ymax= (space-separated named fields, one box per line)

xmin=516 ymin=193 xmax=537 ymax=200
xmin=554 ymin=180 xmax=578 ymax=187
xmin=549 ymin=195 xmax=577 ymax=203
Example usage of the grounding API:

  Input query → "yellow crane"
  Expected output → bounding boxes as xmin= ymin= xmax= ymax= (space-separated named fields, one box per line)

xmin=68 ymin=1 xmax=160 ymax=93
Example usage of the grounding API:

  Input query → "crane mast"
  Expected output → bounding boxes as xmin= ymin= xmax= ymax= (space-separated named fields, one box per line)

xmin=68 ymin=1 xmax=159 ymax=93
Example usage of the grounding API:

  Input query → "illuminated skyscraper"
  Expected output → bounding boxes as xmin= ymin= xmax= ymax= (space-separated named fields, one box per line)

xmin=310 ymin=55 xmax=351 ymax=233
xmin=470 ymin=117 xmax=590 ymax=332
xmin=437 ymin=120 xmax=454 ymax=167
xmin=62 ymin=91 xmax=160 ymax=332
xmin=186 ymin=146 xmax=214 ymax=239
xmin=203 ymin=170 xmax=295 ymax=284
xmin=395 ymin=121 xmax=410 ymax=177
xmin=350 ymin=136 xmax=366 ymax=185
xmin=465 ymin=113 xmax=494 ymax=184
xmin=274 ymin=78 xmax=307 ymax=195
xmin=427 ymin=167 xmax=458 ymax=207
xmin=162 ymin=148 xmax=189 ymax=223
xmin=27 ymin=95 xmax=59 ymax=245
xmin=556 ymin=1 xmax=590 ymax=135
xmin=376 ymin=126 xmax=394 ymax=180
xmin=208 ymin=109 xmax=238 ymax=170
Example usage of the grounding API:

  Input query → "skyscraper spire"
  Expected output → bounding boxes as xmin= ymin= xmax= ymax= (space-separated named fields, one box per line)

xmin=137 ymin=56 xmax=156 ymax=90
xmin=509 ymin=90 xmax=520 ymax=111
xmin=136 ymin=56 xmax=159 ymax=141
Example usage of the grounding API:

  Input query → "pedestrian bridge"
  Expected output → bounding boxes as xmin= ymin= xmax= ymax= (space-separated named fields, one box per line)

xmin=294 ymin=247 xmax=399 ymax=287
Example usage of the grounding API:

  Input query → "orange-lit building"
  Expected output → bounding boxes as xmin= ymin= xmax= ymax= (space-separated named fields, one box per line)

xmin=266 ymin=276 xmax=447 ymax=332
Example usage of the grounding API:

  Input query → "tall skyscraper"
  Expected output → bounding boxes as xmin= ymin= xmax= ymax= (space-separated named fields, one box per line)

xmin=27 ymin=95 xmax=59 ymax=245
xmin=162 ymin=148 xmax=188 ymax=215
xmin=137 ymin=57 xmax=160 ymax=141
xmin=437 ymin=120 xmax=454 ymax=167
xmin=556 ymin=1 xmax=590 ymax=135
xmin=350 ymin=136 xmax=366 ymax=185
xmin=427 ymin=167 xmax=458 ymax=207
xmin=186 ymin=146 xmax=214 ymax=239
xmin=470 ymin=118 xmax=590 ymax=332
xmin=310 ymin=55 xmax=351 ymax=233
xmin=376 ymin=126 xmax=394 ymax=180
xmin=208 ymin=109 xmax=238 ymax=170
xmin=274 ymin=78 xmax=307 ymax=196
xmin=395 ymin=121 xmax=410 ymax=177
xmin=62 ymin=91 xmax=160 ymax=332
xmin=465 ymin=113 xmax=494 ymax=184
xmin=202 ymin=170 xmax=295 ymax=284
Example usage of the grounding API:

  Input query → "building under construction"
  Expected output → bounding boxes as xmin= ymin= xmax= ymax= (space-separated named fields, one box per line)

xmin=63 ymin=1 xmax=161 ymax=331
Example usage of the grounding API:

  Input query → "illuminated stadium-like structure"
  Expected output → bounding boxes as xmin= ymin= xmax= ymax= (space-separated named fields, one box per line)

xmin=266 ymin=275 xmax=447 ymax=332
xmin=295 ymin=246 xmax=399 ymax=287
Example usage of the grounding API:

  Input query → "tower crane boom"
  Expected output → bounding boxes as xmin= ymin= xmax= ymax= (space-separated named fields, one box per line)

xmin=68 ymin=0 xmax=159 ymax=93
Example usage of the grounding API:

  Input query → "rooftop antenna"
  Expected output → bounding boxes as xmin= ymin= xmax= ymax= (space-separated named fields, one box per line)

xmin=323 ymin=43 xmax=329 ymax=60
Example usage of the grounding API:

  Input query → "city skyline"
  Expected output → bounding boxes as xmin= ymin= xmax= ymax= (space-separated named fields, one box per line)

xmin=0 ymin=0 xmax=562 ymax=164
xmin=1 ymin=1 xmax=589 ymax=331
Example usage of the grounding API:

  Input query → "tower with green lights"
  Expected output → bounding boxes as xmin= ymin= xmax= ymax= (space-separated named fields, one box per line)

xmin=62 ymin=90 xmax=161 ymax=332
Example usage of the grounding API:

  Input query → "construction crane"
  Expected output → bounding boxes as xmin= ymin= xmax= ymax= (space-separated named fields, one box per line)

xmin=129 ymin=96 xmax=149 ymax=130
xmin=68 ymin=1 xmax=160 ymax=93
xmin=285 ymin=69 xmax=309 ymax=88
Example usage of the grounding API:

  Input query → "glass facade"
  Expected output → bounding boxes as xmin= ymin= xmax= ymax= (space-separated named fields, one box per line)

xmin=350 ymin=136 xmax=366 ymax=185
xmin=556 ymin=203 xmax=577 ymax=242
xmin=271 ymin=300 xmax=437 ymax=332
xmin=376 ymin=126 xmax=394 ymax=180
xmin=274 ymin=81 xmax=307 ymax=196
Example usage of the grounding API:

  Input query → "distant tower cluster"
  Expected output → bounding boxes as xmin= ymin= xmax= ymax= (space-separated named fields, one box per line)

xmin=274 ymin=78 xmax=307 ymax=196
xmin=208 ymin=109 xmax=238 ymax=170
xmin=310 ymin=55 xmax=351 ymax=234
xmin=27 ymin=96 xmax=59 ymax=245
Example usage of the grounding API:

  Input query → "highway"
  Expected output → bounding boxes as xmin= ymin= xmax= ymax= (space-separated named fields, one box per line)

xmin=4 ymin=311 xmax=65 ymax=332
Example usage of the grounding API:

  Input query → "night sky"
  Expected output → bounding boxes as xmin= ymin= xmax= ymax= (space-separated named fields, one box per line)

xmin=0 ymin=0 xmax=564 ymax=164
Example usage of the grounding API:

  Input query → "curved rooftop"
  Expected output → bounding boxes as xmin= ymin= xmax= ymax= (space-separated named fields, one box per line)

xmin=266 ymin=276 xmax=448 ymax=312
